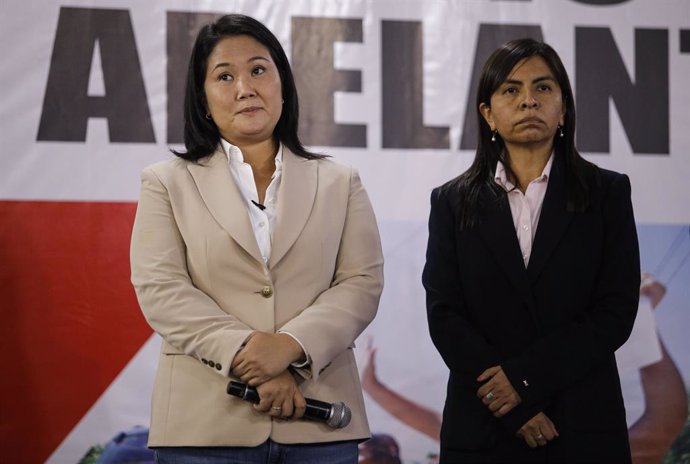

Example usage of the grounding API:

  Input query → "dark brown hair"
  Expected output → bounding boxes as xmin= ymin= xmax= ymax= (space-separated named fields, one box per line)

xmin=453 ymin=38 xmax=596 ymax=229
xmin=173 ymin=14 xmax=324 ymax=161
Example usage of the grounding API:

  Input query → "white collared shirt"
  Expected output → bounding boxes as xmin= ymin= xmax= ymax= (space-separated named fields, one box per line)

xmin=220 ymin=139 xmax=309 ymax=368
xmin=221 ymin=139 xmax=282 ymax=265
xmin=494 ymin=154 xmax=553 ymax=266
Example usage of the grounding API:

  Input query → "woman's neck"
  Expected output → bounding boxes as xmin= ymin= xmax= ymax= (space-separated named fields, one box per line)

xmin=237 ymin=138 xmax=278 ymax=170
xmin=235 ymin=138 xmax=278 ymax=204
xmin=504 ymin=142 xmax=553 ymax=193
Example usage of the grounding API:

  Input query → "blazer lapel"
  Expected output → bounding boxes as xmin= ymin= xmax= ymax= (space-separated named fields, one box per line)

xmin=187 ymin=149 xmax=263 ymax=263
xmin=269 ymin=149 xmax=317 ymax=269
xmin=477 ymin=190 xmax=539 ymax=322
xmin=527 ymin=155 xmax=574 ymax=283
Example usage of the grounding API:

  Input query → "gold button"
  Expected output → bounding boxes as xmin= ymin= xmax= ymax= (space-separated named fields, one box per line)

xmin=260 ymin=286 xmax=273 ymax=298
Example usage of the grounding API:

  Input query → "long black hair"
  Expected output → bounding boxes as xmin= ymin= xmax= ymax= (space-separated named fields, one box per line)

xmin=453 ymin=38 xmax=596 ymax=229
xmin=173 ymin=14 xmax=324 ymax=161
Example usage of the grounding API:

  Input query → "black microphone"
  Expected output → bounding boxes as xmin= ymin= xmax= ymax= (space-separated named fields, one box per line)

xmin=227 ymin=381 xmax=351 ymax=429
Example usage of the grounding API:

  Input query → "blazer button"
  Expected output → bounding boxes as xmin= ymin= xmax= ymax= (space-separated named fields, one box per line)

xmin=201 ymin=358 xmax=208 ymax=365
xmin=260 ymin=286 xmax=273 ymax=298
xmin=216 ymin=363 xmax=222 ymax=371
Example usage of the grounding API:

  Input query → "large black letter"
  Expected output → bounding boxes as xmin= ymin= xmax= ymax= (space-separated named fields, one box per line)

xmin=459 ymin=24 xmax=543 ymax=150
xmin=381 ymin=20 xmax=449 ymax=149
xmin=167 ymin=11 xmax=220 ymax=144
xmin=37 ymin=7 xmax=154 ymax=143
xmin=679 ymin=29 xmax=690 ymax=53
xmin=292 ymin=17 xmax=366 ymax=147
xmin=576 ymin=27 xmax=669 ymax=154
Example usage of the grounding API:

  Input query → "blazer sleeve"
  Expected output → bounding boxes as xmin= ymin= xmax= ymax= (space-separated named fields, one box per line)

xmin=130 ymin=166 xmax=253 ymax=377
xmin=502 ymin=173 xmax=640 ymax=408
xmin=278 ymin=168 xmax=384 ymax=381
xmin=423 ymin=186 xmax=503 ymax=379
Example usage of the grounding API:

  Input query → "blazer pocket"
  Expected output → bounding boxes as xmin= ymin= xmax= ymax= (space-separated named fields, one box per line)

xmin=161 ymin=341 xmax=184 ymax=355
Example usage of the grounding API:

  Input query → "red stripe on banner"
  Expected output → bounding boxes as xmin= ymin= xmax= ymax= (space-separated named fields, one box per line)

xmin=0 ymin=201 xmax=152 ymax=463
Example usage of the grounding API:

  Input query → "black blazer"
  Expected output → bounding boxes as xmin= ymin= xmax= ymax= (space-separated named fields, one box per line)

xmin=423 ymin=156 xmax=640 ymax=463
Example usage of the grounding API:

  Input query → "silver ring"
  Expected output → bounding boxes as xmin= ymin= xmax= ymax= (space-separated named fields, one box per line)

xmin=271 ymin=406 xmax=282 ymax=410
xmin=485 ymin=391 xmax=496 ymax=402
xmin=535 ymin=433 xmax=544 ymax=440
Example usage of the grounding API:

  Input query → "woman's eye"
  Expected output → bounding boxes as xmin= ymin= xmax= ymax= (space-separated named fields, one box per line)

xmin=219 ymin=73 xmax=233 ymax=81
xmin=252 ymin=66 xmax=266 ymax=76
xmin=503 ymin=87 xmax=518 ymax=95
xmin=538 ymin=84 xmax=551 ymax=92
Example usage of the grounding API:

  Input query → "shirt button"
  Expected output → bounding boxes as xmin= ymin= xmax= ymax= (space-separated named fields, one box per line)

xmin=261 ymin=286 xmax=273 ymax=298
xmin=522 ymin=224 xmax=530 ymax=231
xmin=258 ymin=222 xmax=265 ymax=228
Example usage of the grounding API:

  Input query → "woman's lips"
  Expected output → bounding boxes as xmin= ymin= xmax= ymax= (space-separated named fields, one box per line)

xmin=516 ymin=116 xmax=544 ymax=125
xmin=238 ymin=106 xmax=261 ymax=114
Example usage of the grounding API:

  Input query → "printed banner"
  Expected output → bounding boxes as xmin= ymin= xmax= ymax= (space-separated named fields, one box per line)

xmin=1 ymin=1 xmax=688 ymax=463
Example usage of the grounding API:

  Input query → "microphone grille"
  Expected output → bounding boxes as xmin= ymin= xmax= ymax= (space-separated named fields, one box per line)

xmin=327 ymin=402 xmax=352 ymax=429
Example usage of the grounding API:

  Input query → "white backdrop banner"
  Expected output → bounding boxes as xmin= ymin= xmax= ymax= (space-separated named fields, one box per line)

xmin=1 ymin=1 xmax=688 ymax=463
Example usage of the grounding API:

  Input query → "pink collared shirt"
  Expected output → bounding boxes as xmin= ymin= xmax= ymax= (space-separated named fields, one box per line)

xmin=494 ymin=155 xmax=554 ymax=267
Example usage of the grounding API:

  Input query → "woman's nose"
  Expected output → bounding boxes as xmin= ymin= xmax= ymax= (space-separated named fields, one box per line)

xmin=520 ymin=93 xmax=538 ymax=108
xmin=235 ymin=77 xmax=256 ymax=100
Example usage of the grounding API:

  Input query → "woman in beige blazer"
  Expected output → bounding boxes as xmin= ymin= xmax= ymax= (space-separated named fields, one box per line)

xmin=130 ymin=14 xmax=383 ymax=464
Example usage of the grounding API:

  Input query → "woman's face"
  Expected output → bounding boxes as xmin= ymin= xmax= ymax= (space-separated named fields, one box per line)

xmin=480 ymin=56 xmax=565 ymax=151
xmin=204 ymin=35 xmax=283 ymax=147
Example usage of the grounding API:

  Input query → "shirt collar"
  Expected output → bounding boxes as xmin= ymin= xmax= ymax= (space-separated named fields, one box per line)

xmin=220 ymin=138 xmax=283 ymax=172
xmin=494 ymin=152 xmax=554 ymax=191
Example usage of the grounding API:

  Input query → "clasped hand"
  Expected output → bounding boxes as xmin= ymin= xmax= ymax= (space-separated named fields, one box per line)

xmin=476 ymin=366 xmax=559 ymax=448
xmin=252 ymin=370 xmax=307 ymax=420
xmin=517 ymin=412 xmax=559 ymax=448
xmin=476 ymin=365 xmax=522 ymax=417
xmin=230 ymin=332 xmax=307 ymax=420
xmin=231 ymin=332 xmax=304 ymax=386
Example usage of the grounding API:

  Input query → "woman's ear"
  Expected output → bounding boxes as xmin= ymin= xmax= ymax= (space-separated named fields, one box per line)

xmin=479 ymin=102 xmax=494 ymax=131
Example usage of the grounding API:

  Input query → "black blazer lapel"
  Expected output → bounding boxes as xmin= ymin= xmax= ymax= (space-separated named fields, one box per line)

xmin=527 ymin=155 xmax=574 ymax=284
xmin=477 ymin=190 xmax=539 ymax=323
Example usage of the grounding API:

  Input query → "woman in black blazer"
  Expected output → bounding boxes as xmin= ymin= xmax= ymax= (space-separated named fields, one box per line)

xmin=423 ymin=39 xmax=640 ymax=463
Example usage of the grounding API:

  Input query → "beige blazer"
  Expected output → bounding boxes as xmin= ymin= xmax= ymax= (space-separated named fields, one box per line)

xmin=130 ymin=147 xmax=384 ymax=446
